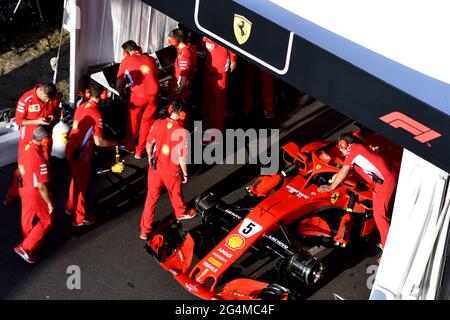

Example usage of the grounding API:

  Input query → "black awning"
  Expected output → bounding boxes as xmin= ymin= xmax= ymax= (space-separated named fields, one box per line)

xmin=142 ymin=0 xmax=450 ymax=172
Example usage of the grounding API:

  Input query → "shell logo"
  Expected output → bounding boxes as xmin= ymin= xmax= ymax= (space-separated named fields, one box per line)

xmin=167 ymin=122 xmax=173 ymax=130
xmin=84 ymin=103 xmax=91 ymax=109
xmin=25 ymin=144 xmax=30 ymax=152
xmin=225 ymin=234 xmax=245 ymax=251
xmin=161 ymin=144 xmax=170 ymax=156
xmin=18 ymin=164 xmax=25 ymax=175
xmin=73 ymin=120 xmax=78 ymax=130
xmin=140 ymin=65 xmax=150 ymax=74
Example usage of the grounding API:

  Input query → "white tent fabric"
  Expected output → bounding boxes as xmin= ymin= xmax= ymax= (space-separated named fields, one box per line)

xmin=66 ymin=0 xmax=178 ymax=104
xmin=370 ymin=149 xmax=450 ymax=300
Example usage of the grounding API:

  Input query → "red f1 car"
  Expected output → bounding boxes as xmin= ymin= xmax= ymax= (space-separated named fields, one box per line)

xmin=145 ymin=132 xmax=401 ymax=300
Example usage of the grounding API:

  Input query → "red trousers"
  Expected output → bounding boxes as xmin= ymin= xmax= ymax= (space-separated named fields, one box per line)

xmin=202 ymin=70 xmax=228 ymax=131
xmin=7 ymin=140 xmax=52 ymax=199
xmin=19 ymin=187 xmax=53 ymax=252
xmin=373 ymin=175 xmax=397 ymax=247
xmin=124 ymin=93 xmax=158 ymax=152
xmin=243 ymin=64 xmax=273 ymax=114
xmin=135 ymin=96 xmax=158 ymax=156
xmin=140 ymin=168 xmax=186 ymax=234
xmin=66 ymin=158 xmax=90 ymax=224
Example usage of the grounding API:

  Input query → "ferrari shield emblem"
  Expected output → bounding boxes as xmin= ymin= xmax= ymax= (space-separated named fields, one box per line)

xmin=331 ymin=192 xmax=339 ymax=204
xmin=233 ymin=14 xmax=252 ymax=45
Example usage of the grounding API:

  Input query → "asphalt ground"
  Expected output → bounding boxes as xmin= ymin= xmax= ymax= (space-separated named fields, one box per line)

xmin=0 ymin=88 xmax=381 ymax=300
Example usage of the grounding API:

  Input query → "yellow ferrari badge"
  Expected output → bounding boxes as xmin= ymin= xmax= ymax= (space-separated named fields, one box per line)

xmin=233 ymin=14 xmax=252 ymax=45
xmin=331 ymin=192 xmax=339 ymax=204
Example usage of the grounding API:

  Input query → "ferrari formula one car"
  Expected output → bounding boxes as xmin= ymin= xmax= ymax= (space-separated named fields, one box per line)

xmin=145 ymin=132 xmax=401 ymax=300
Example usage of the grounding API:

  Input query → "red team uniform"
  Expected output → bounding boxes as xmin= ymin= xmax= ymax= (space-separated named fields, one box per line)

xmin=117 ymin=52 xmax=159 ymax=152
xmin=7 ymin=85 xmax=60 ymax=201
xmin=65 ymin=100 xmax=104 ymax=225
xmin=16 ymin=142 xmax=53 ymax=259
xmin=343 ymin=144 xmax=397 ymax=247
xmin=202 ymin=37 xmax=237 ymax=131
xmin=169 ymin=44 xmax=197 ymax=102
xmin=140 ymin=118 xmax=188 ymax=235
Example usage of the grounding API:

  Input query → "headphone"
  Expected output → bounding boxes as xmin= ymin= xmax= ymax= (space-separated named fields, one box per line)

xmin=167 ymin=36 xmax=179 ymax=47
xmin=41 ymin=136 xmax=50 ymax=147
xmin=168 ymin=104 xmax=186 ymax=121
xmin=122 ymin=47 xmax=143 ymax=58
xmin=84 ymin=88 xmax=108 ymax=100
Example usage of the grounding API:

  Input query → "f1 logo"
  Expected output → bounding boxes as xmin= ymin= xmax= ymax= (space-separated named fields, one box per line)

xmin=380 ymin=112 xmax=441 ymax=144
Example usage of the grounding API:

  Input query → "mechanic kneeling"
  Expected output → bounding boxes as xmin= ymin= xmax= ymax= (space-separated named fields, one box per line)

xmin=139 ymin=101 xmax=197 ymax=241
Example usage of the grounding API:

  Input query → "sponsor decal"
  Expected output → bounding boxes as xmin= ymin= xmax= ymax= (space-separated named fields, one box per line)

xmin=233 ymin=14 xmax=252 ymax=45
xmin=225 ymin=234 xmax=245 ymax=251
xmin=140 ymin=65 xmax=150 ymax=74
xmin=217 ymin=248 xmax=232 ymax=258
xmin=267 ymin=234 xmax=289 ymax=250
xmin=28 ymin=104 xmax=41 ymax=112
xmin=84 ymin=103 xmax=91 ymax=109
xmin=208 ymin=257 xmax=223 ymax=268
xmin=316 ymin=165 xmax=322 ymax=169
xmin=205 ymin=42 xmax=215 ymax=51
xmin=161 ymin=144 xmax=170 ymax=156
xmin=202 ymin=261 xmax=218 ymax=273
xmin=380 ymin=111 xmax=441 ymax=145
xmin=185 ymin=283 xmax=199 ymax=292
xmin=24 ymin=144 xmax=30 ymax=152
xmin=238 ymin=218 xmax=263 ymax=238
xmin=167 ymin=122 xmax=173 ymax=130
xmin=18 ymin=164 xmax=25 ymax=175
xmin=331 ymin=192 xmax=339 ymax=204
xmin=286 ymin=185 xmax=310 ymax=199
xmin=212 ymin=252 xmax=227 ymax=263
xmin=73 ymin=120 xmax=78 ymax=130
xmin=224 ymin=209 xmax=242 ymax=220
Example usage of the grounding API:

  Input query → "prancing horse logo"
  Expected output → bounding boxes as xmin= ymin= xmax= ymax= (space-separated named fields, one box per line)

xmin=233 ymin=14 xmax=252 ymax=45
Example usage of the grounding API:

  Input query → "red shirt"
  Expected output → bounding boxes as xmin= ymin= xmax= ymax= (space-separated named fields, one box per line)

xmin=18 ymin=142 xmax=49 ymax=189
xmin=146 ymin=117 xmax=187 ymax=173
xmin=117 ymin=53 xmax=159 ymax=96
xmin=343 ymin=144 xmax=394 ymax=186
xmin=174 ymin=44 xmax=197 ymax=86
xmin=15 ymin=85 xmax=60 ymax=146
xmin=203 ymin=37 xmax=237 ymax=73
xmin=65 ymin=100 xmax=103 ymax=162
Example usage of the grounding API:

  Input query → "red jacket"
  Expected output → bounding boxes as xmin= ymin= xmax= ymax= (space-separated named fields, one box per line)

xmin=15 ymin=85 xmax=60 ymax=146
xmin=117 ymin=53 xmax=159 ymax=96
xmin=203 ymin=37 xmax=236 ymax=73
xmin=18 ymin=142 xmax=49 ymax=190
xmin=65 ymin=100 xmax=103 ymax=162
xmin=174 ymin=44 xmax=198 ymax=86
xmin=147 ymin=117 xmax=187 ymax=173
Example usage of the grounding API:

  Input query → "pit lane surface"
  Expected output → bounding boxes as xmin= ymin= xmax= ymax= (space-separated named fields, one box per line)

xmin=0 ymin=91 xmax=381 ymax=300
